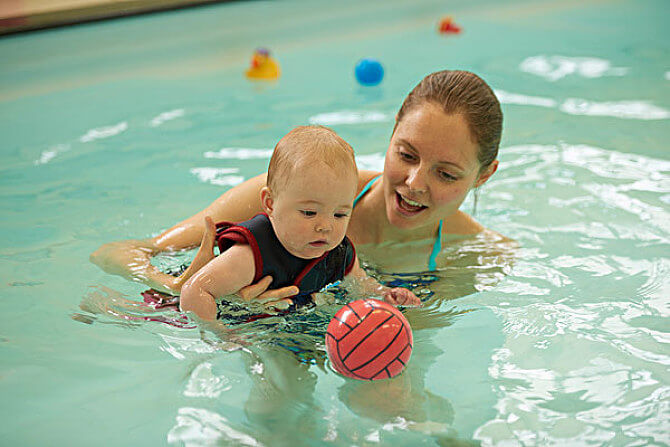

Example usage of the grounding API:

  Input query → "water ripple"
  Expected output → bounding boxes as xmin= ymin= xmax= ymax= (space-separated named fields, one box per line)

xmin=150 ymin=108 xmax=185 ymax=127
xmin=184 ymin=362 xmax=233 ymax=398
xmin=190 ymin=167 xmax=245 ymax=186
xmin=519 ymin=55 xmax=628 ymax=81
xmin=167 ymin=407 xmax=264 ymax=446
xmin=561 ymin=99 xmax=670 ymax=120
xmin=203 ymin=147 xmax=273 ymax=159
xmin=308 ymin=110 xmax=392 ymax=125
xmin=79 ymin=121 xmax=128 ymax=143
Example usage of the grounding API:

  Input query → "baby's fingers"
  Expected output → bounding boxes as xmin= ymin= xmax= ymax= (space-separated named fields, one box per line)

xmin=262 ymin=298 xmax=294 ymax=312
xmin=202 ymin=216 xmax=217 ymax=242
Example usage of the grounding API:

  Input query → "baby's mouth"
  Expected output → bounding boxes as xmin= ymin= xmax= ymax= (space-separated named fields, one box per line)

xmin=396 ymin=192 xmax=428 ymax=214
xmin=309 ymin=240 xmax=328 ymax=247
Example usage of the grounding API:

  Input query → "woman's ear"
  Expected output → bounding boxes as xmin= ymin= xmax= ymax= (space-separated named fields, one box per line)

xmin=475 ymin=160 xmax=498 ymax=188
xmin=260 ymin=187 xmax=274 ymax=214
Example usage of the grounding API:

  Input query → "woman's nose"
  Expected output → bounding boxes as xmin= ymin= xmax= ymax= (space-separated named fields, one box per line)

xmin=406 ymin=165 xmax=427 ymax=192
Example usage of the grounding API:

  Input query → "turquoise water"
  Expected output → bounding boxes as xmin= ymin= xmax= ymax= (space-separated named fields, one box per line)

xmin=1 ymin=0 xmax=669 ymax=445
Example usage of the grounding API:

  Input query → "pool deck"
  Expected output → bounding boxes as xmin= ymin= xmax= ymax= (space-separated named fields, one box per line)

xmin=0 ymin=0 xmax=228 ymax=35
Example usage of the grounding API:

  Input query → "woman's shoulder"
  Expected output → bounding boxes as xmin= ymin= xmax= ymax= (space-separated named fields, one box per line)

xmin=357 ymin=170 xmax=382 ymax=192
xmin=442 ymin=210 xmax=486 ymax=235
xmin=443 ymin=211 xmax=511 ymax=242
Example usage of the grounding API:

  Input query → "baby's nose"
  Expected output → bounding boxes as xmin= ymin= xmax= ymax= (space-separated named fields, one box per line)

xmin=315 ymin=218 xmax=332 ymax=233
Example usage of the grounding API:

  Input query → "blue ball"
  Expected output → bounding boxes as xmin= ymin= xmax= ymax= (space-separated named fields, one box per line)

xmin=355 ymin=58 xmax=384 ymax=86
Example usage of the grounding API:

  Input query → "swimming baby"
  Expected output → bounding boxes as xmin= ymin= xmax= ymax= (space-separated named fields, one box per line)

xmin=180 ymin=125 xmax=421 ymax=320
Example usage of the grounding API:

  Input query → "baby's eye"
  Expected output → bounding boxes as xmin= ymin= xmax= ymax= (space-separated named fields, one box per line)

xmin=334 ymin=213 xmax=349 ymax=219
xmin=300 ymin=210 xmax=316 ymax=217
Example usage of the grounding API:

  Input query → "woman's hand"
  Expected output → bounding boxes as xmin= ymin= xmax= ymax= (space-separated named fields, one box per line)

xmin=90 ymin=239 xmax=181 ymax=295
xmin=237 ymin=275 xmax=298 ymax=310
xmin=382 ymin=287 xmax=422 ymax=307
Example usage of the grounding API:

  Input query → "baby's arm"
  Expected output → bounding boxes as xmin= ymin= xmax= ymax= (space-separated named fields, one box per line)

xmin=180 ymin=244 xmax=256 ymax=320
xmin=343 ymin=257 xmax=421 ymax=306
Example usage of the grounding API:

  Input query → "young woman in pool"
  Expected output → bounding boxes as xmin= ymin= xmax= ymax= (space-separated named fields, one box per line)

xmin=91 ymin=70 xmax=503 ymax=305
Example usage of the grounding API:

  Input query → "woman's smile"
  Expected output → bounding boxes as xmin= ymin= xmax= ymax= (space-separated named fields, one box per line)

xmin=395 ymin=191 xmax=428 ymax=216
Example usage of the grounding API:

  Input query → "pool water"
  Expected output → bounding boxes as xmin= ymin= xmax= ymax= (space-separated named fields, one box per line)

xmin=1 ymin=0 xmax=668 ymax=445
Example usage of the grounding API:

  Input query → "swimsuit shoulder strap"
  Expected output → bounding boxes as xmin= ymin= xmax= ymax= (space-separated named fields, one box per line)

xmin=428 ymin=220 xmax=442 ymax=271
xmin=353 ymin=174 xmax=382 ymax=208
xmin=351 ymin=173 xmax=441 ymax=271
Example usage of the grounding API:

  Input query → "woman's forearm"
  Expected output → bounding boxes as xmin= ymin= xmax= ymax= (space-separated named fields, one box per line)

xmin=90 ymin=238 xmax=185 ymax=294
xmin=90 ymin=173 xmax=268 ymax=294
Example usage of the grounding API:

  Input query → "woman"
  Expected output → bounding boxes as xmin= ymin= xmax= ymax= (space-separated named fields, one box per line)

xmin=91 ymin=70 xmax=504 ymax=303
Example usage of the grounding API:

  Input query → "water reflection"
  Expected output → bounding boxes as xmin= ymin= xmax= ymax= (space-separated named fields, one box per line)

xmin=80 ymin=226 xmax=512 ymax=445
xmin=519 ymin=55 xmax=628 ymax=81
xmin=81 ymin=140 xmax=669 ymax=444
xmin=79 ymin=121 xmax=128 ymax=143
xmin=168 ymin=407 xmax=264 ymax=446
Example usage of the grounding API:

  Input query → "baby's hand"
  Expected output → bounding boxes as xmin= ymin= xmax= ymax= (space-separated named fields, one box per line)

xmin=382 ymin=287 xmax=421 ymax=307
xmin=173 ymin=216 xmax=217 ymax=290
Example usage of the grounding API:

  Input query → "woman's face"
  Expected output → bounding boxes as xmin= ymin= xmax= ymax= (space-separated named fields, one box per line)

xmin=383 ymin=102 xmax=495 ymax=231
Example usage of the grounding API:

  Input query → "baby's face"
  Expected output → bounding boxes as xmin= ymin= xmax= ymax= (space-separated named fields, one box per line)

xmin=267 ymin=164 xmax=358 ymax=259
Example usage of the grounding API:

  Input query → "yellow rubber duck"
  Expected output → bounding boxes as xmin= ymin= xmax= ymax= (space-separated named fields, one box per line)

xmin=245 ymin=48 xmax=280 ymax=81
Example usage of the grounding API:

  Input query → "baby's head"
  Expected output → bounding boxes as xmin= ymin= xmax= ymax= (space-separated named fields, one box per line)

xmin=261 ymin=125 xmax=358 ymax=259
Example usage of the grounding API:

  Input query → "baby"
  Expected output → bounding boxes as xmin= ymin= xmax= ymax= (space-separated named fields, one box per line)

xmin=180 ymin=125 xmax=420 ymax=320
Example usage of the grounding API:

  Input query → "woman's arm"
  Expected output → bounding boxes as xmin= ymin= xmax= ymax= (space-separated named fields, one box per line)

xmin=344 ymin=257 xmax=421 ymax=306
xmin=90 ymin=174 xmax=268 ymax=294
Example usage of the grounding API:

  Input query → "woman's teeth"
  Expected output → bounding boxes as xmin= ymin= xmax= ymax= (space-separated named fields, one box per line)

xmin=398 ymin=193 xmax=426 ymax=212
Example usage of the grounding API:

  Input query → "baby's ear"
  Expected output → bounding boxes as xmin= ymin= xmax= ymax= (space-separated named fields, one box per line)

xmin=260 ymin=187 xmax=274 ymax=214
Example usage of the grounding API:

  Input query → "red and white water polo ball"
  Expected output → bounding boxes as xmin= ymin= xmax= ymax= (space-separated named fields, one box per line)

xmin=325 ymin=299 xmax=413 ymax=380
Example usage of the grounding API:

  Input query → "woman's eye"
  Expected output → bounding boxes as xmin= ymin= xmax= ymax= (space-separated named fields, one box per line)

xmin=398 ymin=150 xmax=416 ymax=161
xmin=439 ymin=171 xmax=457 ymax=181
xmin=300 ymin=210 xmax=316 ymax=217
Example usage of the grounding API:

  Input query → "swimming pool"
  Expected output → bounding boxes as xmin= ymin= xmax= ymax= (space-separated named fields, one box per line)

xmin=1 ymin=0 xmax=668 ymax=445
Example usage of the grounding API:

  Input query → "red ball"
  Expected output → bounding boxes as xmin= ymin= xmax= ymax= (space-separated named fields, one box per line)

xmin=325 ymin=299 xmax=413 ymax=380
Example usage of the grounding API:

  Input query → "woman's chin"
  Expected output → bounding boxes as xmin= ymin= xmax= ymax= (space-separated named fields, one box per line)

xmin=386 ymin=207 xmax=428 ymax=230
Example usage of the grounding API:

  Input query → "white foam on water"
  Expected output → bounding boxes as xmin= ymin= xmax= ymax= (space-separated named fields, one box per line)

xmin=520 ymin=55 xmax=628 ymax=81
xmin=560 ymin=99 xmax=670 ymax=120
xmin=79 ymin=121 xmax=128 ymax=143
xmin=150 ymin=108 xmax=185 ymax=127
xmin=495 ymin=90 xmax=557 ymax=108
xmin=190 ymin=167 xmax=245 ymax=186
xmin=355 ymin=153 xmax=385 ymax=171
xmin=308 ymin=110 xmax=392 ymax=125
xmin=183 ymin=362 xmax=232 ymax=398
xmin=34 ymin=143 xmax=70 ymax=165
xmin=167 ymin=407 xmax=264 ymax=446
xmin=204 ymin=147 xmax=273 ymax=159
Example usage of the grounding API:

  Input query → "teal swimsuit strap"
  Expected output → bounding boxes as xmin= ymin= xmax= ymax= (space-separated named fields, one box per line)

xmin=353 ymin=174 xmax=382 ymax=207
xmin=353 ymin=174 xmax=442 ymax=271
xmin=428 ymin=220 xmax=442 ymax=271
